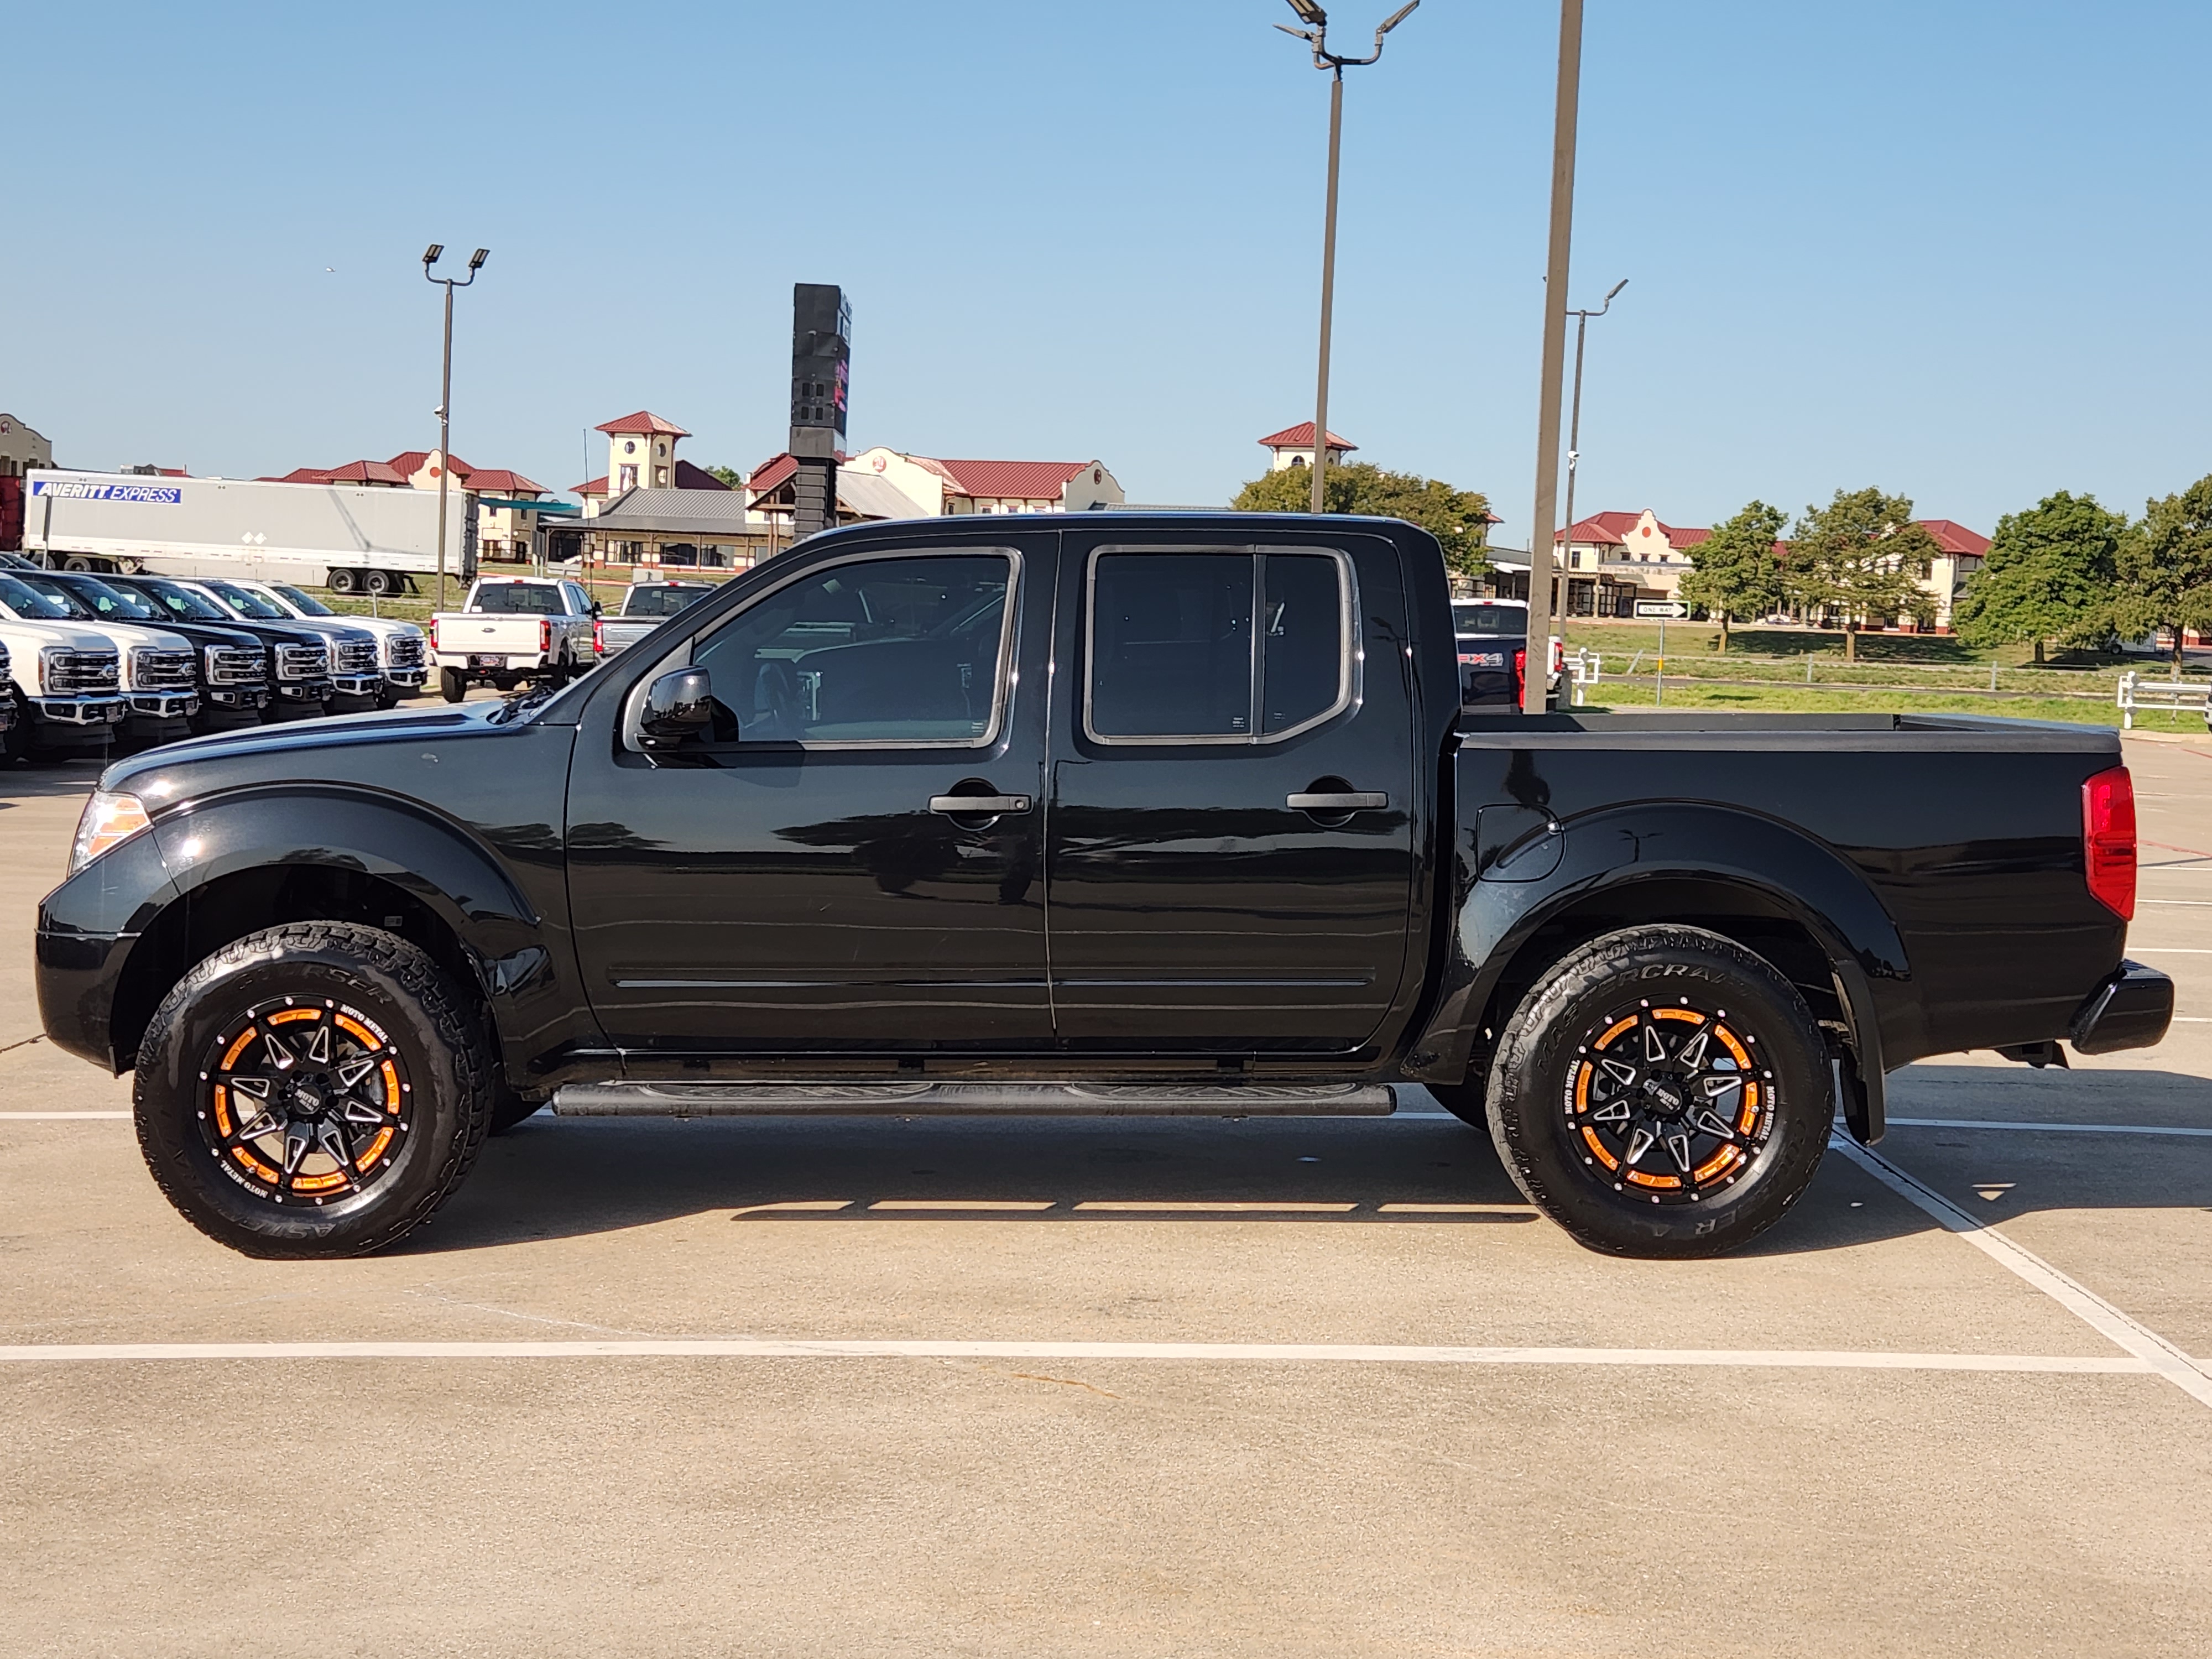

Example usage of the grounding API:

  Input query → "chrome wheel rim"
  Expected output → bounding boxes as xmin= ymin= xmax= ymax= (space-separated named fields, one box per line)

xmin=1562 ymin=994 xmax=1778 ymax=1204
xmin=196 ymin=997 xmax=412 ymax=1204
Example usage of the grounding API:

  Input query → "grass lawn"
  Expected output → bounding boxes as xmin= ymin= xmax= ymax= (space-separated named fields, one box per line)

xmin=1579 ymin=677 xmax=2209 ymax=733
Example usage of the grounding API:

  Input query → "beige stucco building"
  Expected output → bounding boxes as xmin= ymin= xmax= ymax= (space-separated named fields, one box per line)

xmin=0 ymin=413 xmax=53 ymax=477
xmin=1552 ymin=508 xmax=1991 ymax=628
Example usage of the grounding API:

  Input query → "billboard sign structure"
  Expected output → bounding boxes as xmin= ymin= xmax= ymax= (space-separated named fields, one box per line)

xmin=789 ymin=284 xmax=852 ymax=460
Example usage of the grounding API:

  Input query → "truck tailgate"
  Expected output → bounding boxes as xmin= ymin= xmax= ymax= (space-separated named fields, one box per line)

xmin=434 ymin=614 xmax=546 ymax=659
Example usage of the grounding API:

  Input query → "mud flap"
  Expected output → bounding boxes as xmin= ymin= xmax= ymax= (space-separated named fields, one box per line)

xmin=1832 ymin=1052 xmax=1884 ymax=1146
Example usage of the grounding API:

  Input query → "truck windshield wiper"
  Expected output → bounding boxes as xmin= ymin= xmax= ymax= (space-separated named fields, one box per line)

xmin=486 ymin=682 xmax=557 ymax=724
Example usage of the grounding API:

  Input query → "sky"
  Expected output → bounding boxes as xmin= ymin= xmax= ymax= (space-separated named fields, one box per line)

xmin=7 ymin=1 xmax=2210 ymax=543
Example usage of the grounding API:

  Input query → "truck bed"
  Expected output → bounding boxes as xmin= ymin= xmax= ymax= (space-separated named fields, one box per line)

xmin=1445 ymin=710 xmax=2130 ymax=1088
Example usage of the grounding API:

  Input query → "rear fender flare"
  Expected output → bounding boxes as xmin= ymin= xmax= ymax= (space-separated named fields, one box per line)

xmin=1408 ymin=803 xmax=1909 ymax=1136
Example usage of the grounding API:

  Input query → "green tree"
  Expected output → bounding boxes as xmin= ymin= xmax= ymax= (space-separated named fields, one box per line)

xmin=703 ymin=465 xmax=746 ymax=489
xmin=1678 ymin=499 xmax=1786 ymax=651
xmin=2114 ymin=474 xmax=2212 ymax=675
xmin=1953 ymin=491 xmax=2124 ymax=663
xmin=1783 ymin=487 xmax=1940 ymax=661
xmin=1233 ymin=462 xmax=1491 ymax=584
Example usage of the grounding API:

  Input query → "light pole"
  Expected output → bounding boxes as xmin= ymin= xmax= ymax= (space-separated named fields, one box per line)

xmin=1558 ymin=278 xmax=1627 ymax=591
xmin=1521 ymin=0 xmax=1585 ymax=714
xmin=1276 ymin=0 xmax=1420 ymax=515
xmin=422 ymin=244 xmax=488 ymax=609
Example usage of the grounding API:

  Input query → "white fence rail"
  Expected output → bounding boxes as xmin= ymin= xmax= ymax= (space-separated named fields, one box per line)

xmin=1567 ymin=648 xmax=1602 ymax=707
xmin=2116 ymin=670 xmax=2212 ymax=730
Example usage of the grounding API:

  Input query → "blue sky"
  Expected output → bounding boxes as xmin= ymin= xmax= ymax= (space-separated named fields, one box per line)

xmin=7 ymin=1 xmax=2208 ymax=541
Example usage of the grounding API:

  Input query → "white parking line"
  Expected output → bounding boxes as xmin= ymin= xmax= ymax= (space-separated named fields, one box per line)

xmin=1890 ymin=1118 xmax=2212 ymax=1139
xmin=0 ymin=1338 xmax=2159 ymax=1374
xmin=1831 ymin=1135 xmax=2212 ymax=1409
xmin=0 ymin=1112 xmax=129 ymax=1120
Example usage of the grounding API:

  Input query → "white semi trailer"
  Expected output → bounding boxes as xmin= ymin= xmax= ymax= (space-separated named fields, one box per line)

xmin=21 ymin=470 xmax=474 ymax=596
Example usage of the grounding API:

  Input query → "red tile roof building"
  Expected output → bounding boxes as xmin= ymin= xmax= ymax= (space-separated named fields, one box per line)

xmin=1258 ymin=422 xmax=1357 ymax=472
xmin=1542 ymin=507 xmax=1987 ymax=628
xmin=259 ymin=450 xmax=551 ymax=564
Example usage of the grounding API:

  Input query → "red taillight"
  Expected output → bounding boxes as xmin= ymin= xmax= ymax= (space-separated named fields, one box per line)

xmin=593 ymin=620 xmax=604 ymax=655
xmin=540 ymin=618 xmax=552 ymax=653
xmin=1551 ymin=637 xmax=1565 ymax=676
xmin=1512 ymin=647 xmax=1527 ymax=705
xmin=2082 ymin=765 xmax=2137 ymax=920
xmin=428 ymin=618 xmax=439 ymax=650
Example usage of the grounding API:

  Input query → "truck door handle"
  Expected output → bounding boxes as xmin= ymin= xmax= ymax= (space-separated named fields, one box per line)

xmin=930 ymin=794 xmax=1031 ymax=816
xmin=1287 ymin=791 xmax=1388 ymax=812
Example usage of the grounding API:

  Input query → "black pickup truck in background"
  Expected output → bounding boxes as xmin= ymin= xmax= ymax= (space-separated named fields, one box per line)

xmin=35 ymin=513 xmax=2173 ymax=1261
xmin=1453 ymin=596 xmax=1561 ymax=712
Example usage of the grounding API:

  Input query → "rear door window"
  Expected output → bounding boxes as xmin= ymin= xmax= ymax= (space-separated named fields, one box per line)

xmin=1085 ymin=548 xmax=1352 ymax=744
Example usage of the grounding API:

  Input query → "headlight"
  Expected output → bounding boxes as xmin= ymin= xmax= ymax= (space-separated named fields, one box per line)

xmin=69 ymin=790 xmax=152 ymax=875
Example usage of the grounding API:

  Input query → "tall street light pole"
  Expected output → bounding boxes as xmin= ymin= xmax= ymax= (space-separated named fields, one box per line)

xmin=1521 ymin=0 xmax=1585 ymax=713
xmin=1559 ymin=278 xmax=1628 ymax=587
xmin=422 ymin=244 xmax=488 ymax=610
xmin=1277 ymin=0 xmax=1420 ymax=515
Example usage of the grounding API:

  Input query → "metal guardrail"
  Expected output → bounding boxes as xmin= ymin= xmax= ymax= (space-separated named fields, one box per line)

xmin=2116 ymin=670 xmax=2212 ymax=730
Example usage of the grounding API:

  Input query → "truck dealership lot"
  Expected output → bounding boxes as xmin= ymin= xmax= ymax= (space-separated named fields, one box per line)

xmin=3 ymin=745 xmax=2210 ymax=1655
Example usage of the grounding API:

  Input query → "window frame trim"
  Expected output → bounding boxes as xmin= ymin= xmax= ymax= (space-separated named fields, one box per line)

xmin=621 ymin=545 xmax=1024 ymax=755
xmin=1080 ymin=543 xmax=1358 ymax=748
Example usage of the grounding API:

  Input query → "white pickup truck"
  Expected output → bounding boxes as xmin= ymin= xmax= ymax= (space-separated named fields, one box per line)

xmin=594 ymin=579 xmax=718 ymax=658
xmin=429 ymin=576 xmax=600 ymax=703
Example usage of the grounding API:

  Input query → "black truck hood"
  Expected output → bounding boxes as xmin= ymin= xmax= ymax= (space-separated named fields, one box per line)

xmin=100 ymin=703 xmax=494 ymax=795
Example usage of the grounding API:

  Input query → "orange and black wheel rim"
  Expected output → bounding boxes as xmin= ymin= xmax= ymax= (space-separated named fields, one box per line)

xmin=1563 ymin=995 xmax=1778 ymax=1204
xmin=196 ymin=997 xmax=412 ymax=1206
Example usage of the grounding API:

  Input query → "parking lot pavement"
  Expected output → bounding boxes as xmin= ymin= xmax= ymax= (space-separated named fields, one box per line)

xmin=2 ymin=740 xmax=2209 ymax=1657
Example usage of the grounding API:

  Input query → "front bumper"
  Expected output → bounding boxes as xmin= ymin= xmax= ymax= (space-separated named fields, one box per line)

xmin=32 ymin=695 xmax=128 ymax=731
xmin=383 ymin=669 xmax=429 ymax=692
xmin=204 ymin=685 xmax=272 ymax=715
xmin=333 ymin=673 xmax=384 ymax=698
xmin=126 ymin=691 xmax=200 ymax=735
xmin=2072 ymin=961 xmax=2176 ymax=1055
xmin=274 ymin=678 xmax=332 ymax=703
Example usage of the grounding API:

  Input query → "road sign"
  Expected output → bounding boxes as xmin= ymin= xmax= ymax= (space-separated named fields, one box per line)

xmin=1636 ymin=601 xmax=1688 ymax=619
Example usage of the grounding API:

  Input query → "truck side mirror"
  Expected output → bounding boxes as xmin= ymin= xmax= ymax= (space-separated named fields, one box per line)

xmin=590 ymin=601 xmax=603 ymax=618
xmin=639 ymin=669 xmax=716 ymax=750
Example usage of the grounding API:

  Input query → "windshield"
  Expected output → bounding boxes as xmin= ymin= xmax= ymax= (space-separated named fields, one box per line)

xmin=471 ymin=583 xmax=564 ymax=616
xmin=0 ymin=573 xmax=80 ymax=620
xmin=56 ymin=575 xmax=166 ymax=623
xmin=623 ymin=585 xmax=710 ymax=618
xmin=12 ymin=572 xmax=102 ymax=620
xmin=202 ymin=580 xmax=290 ymax=620
xmin=133 ymin=578 xmax=234 ymax=623
xmin=272 ymin=584 xmax=335 ymax=617
xmin=1452 ymin=602 xmax=1528 ymax=637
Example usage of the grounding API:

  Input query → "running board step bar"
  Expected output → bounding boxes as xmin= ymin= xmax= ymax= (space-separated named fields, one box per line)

xmin=552 ymin=1082 xmax=1399 ymax=1118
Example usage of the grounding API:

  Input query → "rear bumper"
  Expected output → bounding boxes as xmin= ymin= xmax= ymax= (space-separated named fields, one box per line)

xmin=2071 ymin=961 xmax=2175 ymax=1055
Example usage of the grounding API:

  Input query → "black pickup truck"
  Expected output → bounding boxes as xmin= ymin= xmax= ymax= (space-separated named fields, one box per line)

xmin=35 ymin=513 xmax=2173 ymax=1260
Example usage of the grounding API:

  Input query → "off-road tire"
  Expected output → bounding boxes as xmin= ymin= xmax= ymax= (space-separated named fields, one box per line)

xmin=134 ymin=922 xmax=493 ymax=1258
xmin=1486 ymin=924 xmax=1830 ymax=1258
xmin=440 ymin=667 xmax=467 ymax=703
